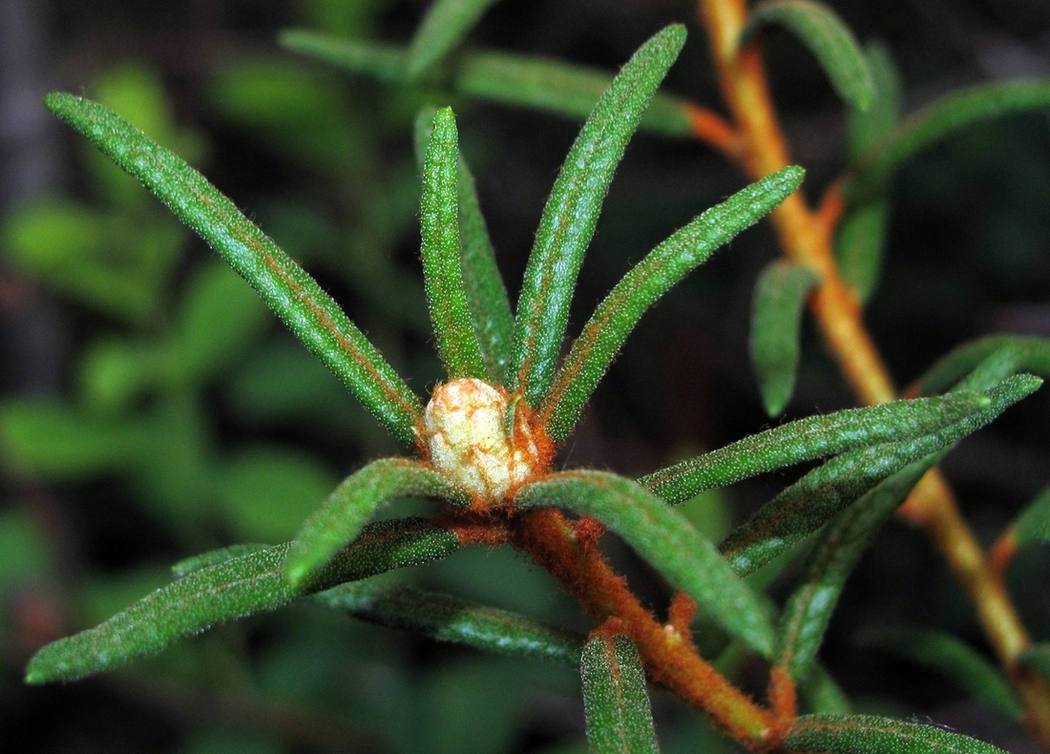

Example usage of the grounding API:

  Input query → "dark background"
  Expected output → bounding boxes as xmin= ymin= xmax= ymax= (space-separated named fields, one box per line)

xmin=2 ymin=1 xmax=1050 ymax=752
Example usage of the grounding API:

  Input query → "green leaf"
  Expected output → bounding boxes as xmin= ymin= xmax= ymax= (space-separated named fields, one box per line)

xmin=172 ymin=261 xmax=270 ymax=384
xmin=455 ymin=51 xmax=696 ymax=137
xmin=749 ymin=260 xmax=819 ymax=417
xmin=777 ymin=455 xmax=941 ymax=682
xmin=915 ymin=335 xmax=1050 ymax=396
xmin=1018 ymin=644 xmax=1050 ymax=686
xmin=785 ymin=713 xmax=1011 ymax=754
xmin=742 ymin=0 xmax=874 ymax=111
xmin=279 ymin=31 xmax=408 ymax=83
xmin=720 ymin=375 xmax=1041 ymax=575
xmin=834 ymin=198 xmax=891 ymax=304
xmin=413 ymin=106 xmax=515 ymax=384
xmin=511 ymin=25 xmax=687 ymax=406
xmin=1007 ymin=486 xmax=1050 ymax=549
xmin=170 ymin=543 xmax=270 ymax=578
xmin=285 ymin=458 xmax=467 ymax=587
xmin=406 ymin=0 xmax=502 ymax=80
xmin=639 ymin=390 xmax=991 ymax=505
xmin=315 ymin=579 xmax=583 ymax=666
xmin=44 ymin=93 xmax=424 ymax=445
xmin=541 ymin=166 xmax=804 ymax=441
xmin=25 ymin=517 xmax=460 ymax=683
xmin=581 ymin=634 xmax=660 ymax=754
xmin=846 ymin=43 xmax=902 ymax=159
xmin=858 ymin=626 xmax=1022 ymax=721
xmin=845 ymin=80 xmax=1050 ymax=204
xmin=516 ymin=471 xmax=775 ymax=657
xmin=419 ymin=107 xmax=487 ymax=379
xmin=799 ymin=662 xmax=852 ymax=714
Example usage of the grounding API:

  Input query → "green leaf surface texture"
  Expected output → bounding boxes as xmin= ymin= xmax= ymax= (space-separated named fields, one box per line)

xmin=743 ymin=0 xmax=874 ymax=110
xmin=25 ymin=518 xmax=460 ymax=683
xmin=315 ymin=579 xmax=583 ymax=666
xmin=846 ymin=80 xmax=1050 ymax=203
xmin=511 ymin=24 xmax=686 ymax=405
xmin=720 ymin=375 xmax=1041 ymax=575
xmin=456 ymin=51 xmax=695 ymax=137
xmin=858 ymin=626 xmax=1022 ymax=721
xmin=785 ymin=713 xmax=1011 ymax=754
xmin=916 ymin=335 xmax=1050 ymax=396
xmin=279 ymin=31 xmax=408 ymax=83
xmin=406 ymin=0 xmax=502 ymax=79
xmin=516 ymin=471 xmax=775 ymax=657
xmin=749 ymin=259 xmax=819 ymax=417
xmin=44 ymin=93 xmax=424 ymax=445
xmin=285 ymin=458 xmax=466 ymax=587
xmin=639 ymin=390 xmax=990 ymax=505
xmin=414 ymin=106 xmax=515 ymax=383
xmin=581 ymin=634 xmax=661 ymax=754
xmin=1009 ymin=486 xmax=1050 ymax=548
xmin=419 ymin=107 xmax=487 ymax=379
xmin=541 ymin=166 xmax=804 ymax=441
xmin=170 ymin=543 xmax=269 ymax=578
xmin=777 ymin=455 xmax=940 ymax=682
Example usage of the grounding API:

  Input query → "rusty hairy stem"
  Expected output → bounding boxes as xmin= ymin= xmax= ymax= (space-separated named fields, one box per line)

xmin=695 ymin=0 xmax=1050 ymax=746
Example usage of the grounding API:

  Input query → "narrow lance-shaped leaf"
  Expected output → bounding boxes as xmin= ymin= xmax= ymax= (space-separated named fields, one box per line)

xmin=516 ymin=471 xmax=775 ymax=657
xmin=581 ymin=634 xmax=661 ymax=754
xmin=858 ymin=626 xmax=1022 ymax=721
xmin=721 ymin=375 xmax=1042 ymax=575
xmin=419 ymin=107 xmax=487 ymax=379
xmin=1007 ymin=486 xmax=1050 ymax=549
xmin=285 ymin=459 xmax=467 ymax=587
xmin=845 ymin=80 xmax=1050 ymax=204
xmin=914 ymin=335 xmax=1050 ymax=396
xmin=741 ymin=0 xmax=874 ymax=111
xmin=316 ymin=579 xmax=584 ymax=666
xmin=456 ymin=51 xmax=696 ymax=137
xmin=749 ymin=259 xmax=819 ymax=417
xmin=785 ymin=714 xmax=1011 ymax=754
xmin=639 ymin=390 xmax=990 ymax=505
xmin=44 ymin=93 xmax=424 ymax=445
xmin=171 ymin=543 xmax=269 ymax=578
xmin=414 ymin=107 xmax=515 ymax=383
xmin=1019 ymin=645 xmax=1050 ymax=687
xmin=512 ymin=25 xmax=687 ymax=406
xmin=777 ymin=454 xmax=941 ymax=682
xmin=279 ymin=32 xmax=407 ymax=83
xmin=405 ymin=0 xmax=502 ymax=80
xmin=798 ymin=662 xmax=852 ymax=714
xmin=25 ymin=517 xmax=461 ymax=684
xmin=835 ymin=43 xmax=901 ymax=302
xmin=541 ymin=166 xmax=804 ymax=441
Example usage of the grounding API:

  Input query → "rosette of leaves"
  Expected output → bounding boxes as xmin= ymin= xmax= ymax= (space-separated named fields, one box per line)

xmin=26 ymin=22 xmax=1040 ymax=754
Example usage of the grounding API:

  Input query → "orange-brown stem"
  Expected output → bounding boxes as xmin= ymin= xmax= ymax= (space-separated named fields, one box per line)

xmin=511 ymin=508 xmax=783 ymax=750
xmin=696 ymin=0 xmax=1050 ymax=746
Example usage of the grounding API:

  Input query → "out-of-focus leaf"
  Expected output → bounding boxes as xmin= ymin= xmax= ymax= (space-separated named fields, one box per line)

xmin=285 ymin=459 xmax=467 ymax=587
xmin=406 ymin=0 xmax=502 ymax=79
xmin=173 ymin=261 xmax=270 ymax=384
xmin=846 ymin=43 xmax=902 ymax=159
xmin=0 ymin=399 xmax=148 ymax=479
xmin=639 ymin=390 xmax=990 ymax=505
xmin=581 ymin=634 xmax=660 ymax=754
xmin=25 ymin=517 xmax=460 ymax=683
xmin=857 ymin=626 xmax=1022 ymax=721
xmin=834 ymin=199 xmax=891 ymax=304
xmin=44 ymin=93 xmax=425 ymax=445
xmin=0 ymin=509 xmax=50 ymax=586
xmin=79 ymin=339 xmax=165 ymax=413
xmin=1007 ymin=487 xmax=1050 ymax=548
xmin=720 ymin=375 xmax=1041 ymax=575
xmin=315 ymin=579 xmax=583 ymax=666
xmin=541 ymin=167 xmax=803 ymax=441
xmin=1018 ymin=644 xmax=1050 ymax=686
xmin=845 ymin=80 xmax=1050 ymax=203
xmin=777 ymin=455 xmax=940 ymax=682
xmin=742 ymin=0 xmax=874 ymax=111
xmin=279 ymin=31 xmax=408 ymax=83
xmin=516 ymin=471 xmax=774 ymax=657
xmin=915 ymin=335 xmax=1050 ymax=396
xmin=785 ymin=713 xmax=1010 ymax=754
xmin=218 ymin=448 xmax=338 ymax=542
xmin=419 ymin=107 xmax=487 ymax=379
xmin=799 ymin=662 xmax=852 ymax=714
xmin=511 ymin=25 xmax=686 ymax=406
xmin=455 ymin=51 xmax=695 ymax=137
xmin=749 ymin=260 xmax=818 ymax=417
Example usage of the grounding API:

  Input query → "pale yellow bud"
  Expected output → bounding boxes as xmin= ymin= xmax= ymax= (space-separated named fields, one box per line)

xmin=423 ymin=378 xmax=552 ymax=504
